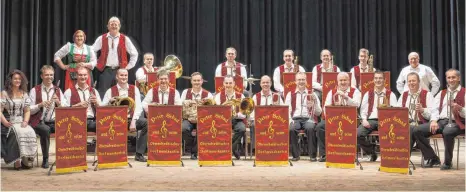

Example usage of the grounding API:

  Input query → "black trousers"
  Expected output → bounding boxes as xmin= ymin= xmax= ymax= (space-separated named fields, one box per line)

xmin=34 ymin=122 xmax=54 ymax=159
xmin=357 ymin=119 xmax=378 ymax=155
xmin=289 ymin=117 xmax=317 ymax=158
xmin=413 ymin=119 xmax=465 ymax=164
xmin=182 ymin=120 xmax=197 ymax=154
xmin=97 ymin=67 xmax=117 ymax=98
xmin=127 ymin=118 xmax=148 ymax=155
xmin=232 ymin=119 xmax=246 ymax=154
xmin=316 ymin=121 xmax=326 ymax=157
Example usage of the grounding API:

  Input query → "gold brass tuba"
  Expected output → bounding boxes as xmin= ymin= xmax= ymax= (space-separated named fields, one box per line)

xmin=158 ymin=55 xmax=183 ymax=78
xmin=222 ymin=97 xmax=255 ymax=117
xmin=368 ymin=55 xmax=374 ymax=72
xmin=109 ymin=96 xmax=136 ymax=113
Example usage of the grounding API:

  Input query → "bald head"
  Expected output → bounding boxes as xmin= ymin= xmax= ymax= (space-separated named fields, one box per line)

xmin=408 ymin=52 xmax=420 ymax=68
xmin=337 ymin=72 xmax=350 ymax=90
xmin=260 ymin=75 xmax=272 ymax=92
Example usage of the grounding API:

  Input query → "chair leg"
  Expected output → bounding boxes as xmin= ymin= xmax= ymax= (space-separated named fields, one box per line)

xmin=456 ymin=138 xmax=460 ymax=170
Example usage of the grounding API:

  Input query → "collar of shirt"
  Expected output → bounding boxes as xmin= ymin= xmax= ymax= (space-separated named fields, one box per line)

xmin=144 ymin=65 xmax=154 ymax=72
xmin=116 ymin=83 xmax=128 ymax=91
xmin=409 ymin=64 xmax=423 ymax=72
xmin=408 ymin=88 xmax=421 ymax=96
xmin=225 ymin=91 xmax=235 ymax=99
xmin=190 ymin=89 xmax=202 ymax=97
xmin=338 ymin=87 xmax=351 ymax=93
xmin=261 ymin=90 xmax=272 ymax=97
xmin=359 ymin=64 xmax=368 ymax=71
xmin=75 ymin=84 xmax=89 ymax=91
xmin=284 ymin=64 xmax=294 ymax=71
xmin=41 ymin=83 xmax=54 ymax=92
xmin=226 ymin=61 xmax=237 ymax=67
xmin=294 ymin=88 xmax=309 ymax=94
xmin=159 ymin=87 xmax=169 ymax=94
xmin=374 ymin=88 xmax=387 ymax=95
xmin=448 ymin=85 xmax=461 ymax=93
xmin=106 ymin=32 xmax=120 ymax=38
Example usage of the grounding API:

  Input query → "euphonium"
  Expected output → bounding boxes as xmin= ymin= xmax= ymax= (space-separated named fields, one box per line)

xmin=368 ymin=55 xmax=374 ymax=72
xmin=222 ymin=99 xmax=241 ymax=117
xmin=137 ymin=81 xmax=149 ymax=95
xmin=240 ymin=97 xmax=255 ymax=116
xmin=109 ymin=96 xmax=135 ymax=113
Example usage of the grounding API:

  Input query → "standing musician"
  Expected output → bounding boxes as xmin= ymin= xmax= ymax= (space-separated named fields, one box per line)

xmin=272 ymin=49 xmax=306 ymax=94
xmin=413 ymin=69 xmax=464 ymax=170
xmin=214 ymin=75 xmax=246 ymax=160
xmin=350 ymin=48 xmax=376 ymax=89
xmin=311 ymin=49 xmax=341 ymax=99
xmin=29 ymin=65 xmax=66 ymax=168
xmin=141 ymin=70 xmax=182 ymax=107
xmin=63 ymin=66 xmax=102 ymax=133
xmin=316 ymin=72 xmax=361 ymax=162
xmin=358 ymin=71 xmax=397 ymax=161
xmin=102 ymin=69 xmax=147 ymax=162
xmin=396 ymin=52 xmax=440 ymax=95
xmin=180 ymin=72 xmax=212 ymax=160
xmin=396 ymin=72 xmax=436 ymax=166
xmin=285 ymin=72 xmax=322 ymax=161
xmin=251 ymin=75 xmax=284 ymax=150
xmin=135 ymin=53 xmax=158 ymax=85
xmin=214 ymin=47 xmax=248 ymax=89
xmin=92 ymin=16 xmax=139 ymax=97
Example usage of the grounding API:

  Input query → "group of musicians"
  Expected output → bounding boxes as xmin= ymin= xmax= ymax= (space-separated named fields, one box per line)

xmin=1 ymin=16 xmax=464 ymax=172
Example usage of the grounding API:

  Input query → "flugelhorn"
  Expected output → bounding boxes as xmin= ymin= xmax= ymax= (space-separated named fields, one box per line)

xmin=307 ymin=90 xmax=317 ymax=117
xmin=42 ymin=80 xmax=60 ymax=121
xmin=368 ymin=55 xmax=374 ymax=72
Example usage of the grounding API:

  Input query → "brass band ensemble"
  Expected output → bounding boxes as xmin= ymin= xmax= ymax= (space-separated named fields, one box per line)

xmin=2 ymin=16 xmax=465 ymax=172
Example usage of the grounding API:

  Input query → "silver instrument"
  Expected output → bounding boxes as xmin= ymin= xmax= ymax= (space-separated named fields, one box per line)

xmin=42 ymin=80 xmax=60 ymax=121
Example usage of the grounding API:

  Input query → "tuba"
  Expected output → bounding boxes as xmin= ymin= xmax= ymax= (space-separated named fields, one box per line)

xmin=182 ymin=97 xmax=216 ymax=122
xmin=109 ymin=96 xmax=135 ymax=114
xmin=222 ymin=97 xmax=255 ymax=117
xmin=138 ymin=81 xmax=149 ymax=95
xmin=368 ymin=55 xmax=374 ymax=72
xmin=158 ymin=55 xmax=183 ymax=78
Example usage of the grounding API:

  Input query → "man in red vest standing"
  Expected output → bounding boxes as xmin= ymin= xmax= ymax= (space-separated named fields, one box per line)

xmin=93 ymin=16 xmax=139 ymax=98
xmin=214 ymin=47 xmax=248 ymax=90
xmin=414 ymin=69 xmax=465 ymax=170
xmin=350 ymin=48 xmax=377 ymax=89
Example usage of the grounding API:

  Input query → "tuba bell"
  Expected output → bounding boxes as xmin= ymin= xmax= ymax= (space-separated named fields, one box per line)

xmin=158 ymin=55 xmax=183 ymax=78
xmin=109 ymin=96 xmax=136 ymax=113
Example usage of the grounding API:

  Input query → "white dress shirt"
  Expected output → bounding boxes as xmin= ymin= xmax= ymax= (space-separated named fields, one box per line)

xmin=141 ymin=87 xmax=182 ymax=113
xmin=29 ymin=84 xmax=67 ymax=122
xmin=54 ymin=42 xmax=97 ymax=69
xmin=431 ymin=86 xmax=466 ymax=120
xmin=214 ymin=91 xmax=246 ymax=118
xmin=324 ymin=87 xmax=361 ymax=113
xmin=396 ymin=64 xmax=440 ymax=95
xmin=396 ymin=89 xmax=434 ymax=121
xmin=350 ymin=64 xmax=377 ymax=88
xmin=214 ymin=62 xmax=248 ymax=88
xmin=135 ymin=66 xmax=157 ymax=82
xmin=92 ymin=32 xmax=138 ymax=70
xmin=102 ymin=84 xmax=143 ymax=120
xmin=272 ymin=64 xmax=306 ymax=93
xmin=311 ymin=64 xmax=341 ymax=91
xmin=64 ymin=84 xmax=102 ymax=118
xmin=284 ymin=89 xmax=322 ymax=121
xmin=180 ymin=89 xmax=213 ymax=102
xmin=250 ymin=90 xmax=285 ymax=119
xmin=360 ymin=88 xmax=398 ymax=120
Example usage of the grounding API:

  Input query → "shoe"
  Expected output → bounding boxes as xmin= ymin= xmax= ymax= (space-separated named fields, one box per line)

xmin=425 ymin=157 xmax=441 ymax=168
xmin=21 ymin=161 xmax=31 ymax=169
xmin=310 ymin=157 xmax=317 ymax=162
xmin=370 ymin=153 xmax=378 ymax=162
xmin=233 ymin=151 xmax=240 ymax=160
xmin=190 ymin=153 xmax=198 ymax=160
xmin=14 ymin=161 xmax=21 ymax=171
xmin=135 ymin=153 xmax=147 ymax=162
xmin=291 ymin=157 xmax=300 ymax=161
xmin=440 ymin=164 xmax=452 ymax=170
xmin=42 ymin=158 xmax=49 ymax=169
xmin=318 ymin=156 xmax=326 ymax=162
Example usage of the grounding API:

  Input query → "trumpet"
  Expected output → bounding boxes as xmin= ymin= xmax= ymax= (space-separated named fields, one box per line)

xmin=409 ymin=93 xmax=420 ymax=126
xmin=332 ymin=90 xmax=347 ymax=106
xmin=326 ymin=55 xmax=335 ymax=72
xmin=42 ymin=80 xmax=60 ymax=121
xmin=368 ymin=55 xmax=374 ymax=72
xmin=377 ymin=93 xmax=389 ymax=108
xmin=307 ymin=90 xmax=317 ymax=117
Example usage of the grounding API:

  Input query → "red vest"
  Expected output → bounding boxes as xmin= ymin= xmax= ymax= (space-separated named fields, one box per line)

xmin=279 ymin=64 xmax=299 ymax=84
xmin=221 ymin=62 xmax=242 ymax=76
xmin=401 ymin=89 xmax=428 ymax=124
xmin=353 ymin=65 xmax=361 ymax=87
xmin=254 ymin=91 xmax=279 ymax=105
xmin=367 ymin=89 xmax=392 ymax=118
xmin=185 ymin=88 xmax=209 ymax=100
xmin=290 ymin=91 xmax=318 ymax=122
xmin=70 ymin=86 xmax=96 ymax=105
xmin=316 ymin=64 xmax=338 ymax=84
xmin=439 ymin=87 xmax=465 ymax=129
xmin=29 ymin=85 xmax=62 ymax=127
xmin=96 ymin=33 xmax=128 ymax=71
xmin=220 ymin=91 xmax=242 ymax=104
xmin=152 ymin=87 xmax=176 ymax=105
xmin=331 ymin=88 xmax=356 ymax=105
xmin=142 ymin=66 xmax=158 ymax=74
xmin=111 ymin=85 xmax=136 ymax=117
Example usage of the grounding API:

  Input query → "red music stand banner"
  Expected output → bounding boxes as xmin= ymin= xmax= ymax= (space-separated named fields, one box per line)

xmin=325 ymin=106 xmax=358 ymax=169
xmin=147 ymin=72 xmax=177 ymax=90
xmin=147 ymin=105 xmax=183 ymax=166
xmin=378 ymin=107 xmax=410 ymax=174
xmin=197 ymin=106 xmax=232 ymax=166
xmin=282 ymin=72 xmax=313 ymax=98
xmin=360 ymin=72 xmax=390 ymax=97
xmin=96 ymin=106 xmax=129 ymax=169
xmin=214 ymin=76 xmax=244 ymax=93
xmin=322 ymin=72 xmax=352 ymax=108
xmin=55 ymin=107 xmax=88 ymax=173
xmin=254 ymin=106 xmax=289 ymax=166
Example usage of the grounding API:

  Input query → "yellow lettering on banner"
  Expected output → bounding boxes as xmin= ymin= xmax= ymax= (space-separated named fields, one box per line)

xmin=324 ymin=80 xmax=336 ymax=89
xmin=257 ymin=115 xmax=270 ymax=124
xmin=234 ymin=85 xmax=242 ymax=93
xmin=272 ymin=114 xmax=286 ymax=123
xmin=285 ymin=81 xmax=295 ymax=88
xmin=392 ymin=116 xmax=407 ymax=127
xmin=363 ymin=80 xmax=374 ymax=90
xmin=56 ymin=117 xmax=69 ymax=127
xmin=150 ymin=114 xmax=164 ymax=123
xmin=150 ymin=82 xmax=157 ymax=89
xmin=214 ymin=114 xmax=228 ymax=123
xmin=379 ymin=117 xmax=392 ymax=127
xmin=71 ymin=116 xmax=84 ymax=126
xmin=199 ymin=115 xmax=212 ymax=124
xmin=166 ymin=113 xmax=181 ymax=124
xmin=328 ymin=115 xmax=340 ymax=124
xmin=112 ymin=114 xmax=126 ymax=124
xmin=341 ymin=114 xmax=354 ymax=124
xmin=99 ymin=116 xmax=111 ymax=125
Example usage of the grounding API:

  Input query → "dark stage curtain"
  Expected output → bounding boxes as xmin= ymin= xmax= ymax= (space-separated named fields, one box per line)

xmin=2 ymin=0 xmax=464 ymax=94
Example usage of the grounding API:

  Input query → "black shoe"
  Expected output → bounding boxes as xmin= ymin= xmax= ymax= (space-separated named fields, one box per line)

xmin=135 ymin=153 xmax=147 ymax=162
xmin=291 ymin=157 xmax=300 ymax=161
xmin=190 ymin=153 xmax=198 ymax=160
xmin=440 ymin=163 xmax=452 ymax=170
xmin=318 ymin=156 xmax=326 ymax=162
xmin=370 ymin=153 xmax=378 ymax=162
xmin=21 ymin=161 xmax=31 ymax=169
xmin=310 ymin=157 xmax=317 ymax=162
xmin=41 ymin=158 xmax=49 ymax=169
xmin=425 ymin=157 xmax=441 ymax=168
xmin=233 ymin=151 xmax=240 ymax=160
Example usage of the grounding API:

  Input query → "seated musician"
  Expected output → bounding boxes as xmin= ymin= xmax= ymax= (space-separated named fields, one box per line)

xmin=350 ymin=48 xmax=377 ymax=89
xmin=135 ymin=53 xmax=158 ymax=86
xmin=285 ymin=72 xmax=322 ymax=161
xmin=316 ymin=72 xmax=361 ymax=162
xmin=63 ymin=66 xmax=102 ymax=133
xmin=180 ymin=72 xmax=212 ymax=160
xmin=215 ymin=47 xmax=248 ymax=89
xmin=413 ymin=69 xmax=465 ymax=170
xmin=141 ymin=70 xmax=182 ymax=106
xmin=214 ymin=75 xmax=246 ymax=160
xmin=29 ymin=65 xmax=66 ymax=168
xmin=251 ymin=75 xmax=284 ymax=151
xmin=272 ymin=49 xmax=305 ymax=94
xmin=396 ymin=72 xmax=435 ymax=166
xmin=358 ymin=71 xmax=397 ymax=161
xmin=311 ymin=49 xmax=341 ymax=100
xmin=102 ymin=68 xmax=148 ymax=162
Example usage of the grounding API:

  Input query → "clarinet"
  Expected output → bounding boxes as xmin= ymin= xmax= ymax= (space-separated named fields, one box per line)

xmin=89 ymin=81 xmax=98 ymax=116
xmin=41 ymin=80 xmax=60 ymax=121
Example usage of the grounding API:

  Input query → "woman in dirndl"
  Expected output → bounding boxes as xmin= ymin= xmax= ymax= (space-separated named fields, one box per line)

xmin=54 ymin=30 xmax=97 ymax=90
xmin=1 ymin=70 xmax=38 ymax=170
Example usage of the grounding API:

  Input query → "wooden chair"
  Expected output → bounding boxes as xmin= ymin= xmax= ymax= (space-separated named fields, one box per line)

xmin=427 ymin=133 xmax=464 ymax=170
